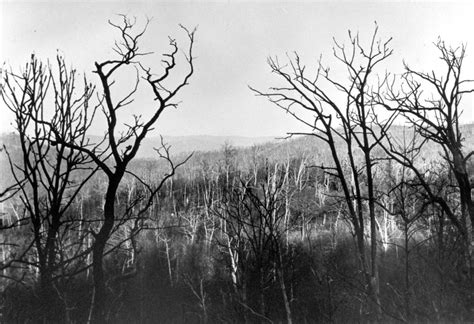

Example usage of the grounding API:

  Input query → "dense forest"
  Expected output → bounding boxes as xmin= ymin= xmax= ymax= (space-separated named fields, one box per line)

xmin=0 ymin=16 xmax=474 ymax=323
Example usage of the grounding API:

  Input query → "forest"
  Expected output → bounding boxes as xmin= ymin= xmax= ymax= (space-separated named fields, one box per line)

xmin=0 ymin=16 xmax=473 ymax=323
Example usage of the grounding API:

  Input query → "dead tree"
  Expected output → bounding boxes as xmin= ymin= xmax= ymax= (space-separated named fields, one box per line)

xmin=46 ymin=16 xmax=195 ymax=323
xmin=214 ymin=169 xmax=294 ymax=323
xmin=376 ymin=40 xmax=474 ymax=280
xmin=381 ymin=132 xmax=424 ymax=321
xmin=1 ymin=55 xmax=97 ymax=321
xmin=252 ymin=26 xmax=395 ymax=319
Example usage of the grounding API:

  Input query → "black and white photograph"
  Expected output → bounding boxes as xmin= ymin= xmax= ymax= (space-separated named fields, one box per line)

xmin=0 ymin=0 xmax=473 ymax=322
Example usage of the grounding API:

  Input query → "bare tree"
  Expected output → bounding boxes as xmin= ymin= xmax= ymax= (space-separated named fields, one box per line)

xmin=377 ymin=40 xmax=474 ymax=279
xmin=214 ymin=168 xmax=294 ymax=323
xmin=252 ymin=26 xmax=395 ymax=319
xmin=44 ymin=16 xmax=195 ymax=322
xmin=1 ymin=54 xmax=97 ymax=321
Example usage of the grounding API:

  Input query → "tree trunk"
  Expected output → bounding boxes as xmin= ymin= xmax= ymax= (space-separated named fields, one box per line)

xmin=277 ymin=248 xmax=292 ymax=324
xmin=91 ymin=180 xmax=119 ymax=323
xmin=259 ymin=263 xmax=266 ymax=318
xmin=39 ymin=269 xmax=57 ymax=322
xmin=91 ymin=233 xmax=107 ymax=323
xmin=404 ymin=220 xmax=410 ymax=321
xmin=452 ymin=150 xmax=474 ymax=281
xmin=363 ymin=120 xmax=382 ymax=319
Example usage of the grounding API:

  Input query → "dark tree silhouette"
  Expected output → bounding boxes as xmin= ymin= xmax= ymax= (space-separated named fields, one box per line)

xmin=376 ymin=40 xmax=474 ymax=302
xmin=252 ymin=26 xmax=395 ymax=319
xmin=213 ymin=171 xmax=293 ymax=323
xmin=45 ymin=16 xmax=196 ymax=323
xmin=1 ymin=55 xmax=97 ymax=321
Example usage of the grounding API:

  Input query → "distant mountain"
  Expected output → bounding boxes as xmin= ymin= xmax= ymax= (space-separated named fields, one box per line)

xmin=0 ymin=133 xmax=279 ymax=158
xmin=2 ymin=122 xmax=473 ymax=165
xmin=139 ymin=135 xmax=278 ymax=158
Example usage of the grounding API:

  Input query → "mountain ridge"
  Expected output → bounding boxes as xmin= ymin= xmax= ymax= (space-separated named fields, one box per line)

xmin=0 ymin=133 xmax=281 ymax=158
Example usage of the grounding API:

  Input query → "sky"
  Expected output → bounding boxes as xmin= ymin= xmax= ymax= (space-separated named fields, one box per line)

xmin=1 ymin=0 xmax=473 ymax=137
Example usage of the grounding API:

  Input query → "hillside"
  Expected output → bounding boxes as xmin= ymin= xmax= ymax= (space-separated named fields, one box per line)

xmin=2 ymin=123 xmax=473 ymax=182
xmin=138 ymin=135 xmax=278 ymax=157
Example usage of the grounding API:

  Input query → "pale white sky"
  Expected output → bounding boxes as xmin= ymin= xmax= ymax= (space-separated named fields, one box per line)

xmin=1 ymin=1 xmax=473 ymax=137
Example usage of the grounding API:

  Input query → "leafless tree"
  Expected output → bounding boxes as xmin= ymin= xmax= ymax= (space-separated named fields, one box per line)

xmin=44 ymin=16 xmax=196 ymax=322
xmin=214 ymin=168 xmax=294 ymax=323
xmin=252 ymin=26 xmax=395 ymax=319
xmin=1 ymin=54 xmax=97 ymax=321
xmin=376 ymin=40 xmax=474 ymax=280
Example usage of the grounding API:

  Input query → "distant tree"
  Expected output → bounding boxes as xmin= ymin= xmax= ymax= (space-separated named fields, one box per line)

xmin=220 ymin=142 xmax=238 ymax=190
xmin=213 ymin=168 xmax=294 ymax=323
xmin=252 ymin=26 xmax=395 ymax=319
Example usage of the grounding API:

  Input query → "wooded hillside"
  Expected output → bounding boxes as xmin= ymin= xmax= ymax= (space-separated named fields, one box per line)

xmin=1 ymin=16 xmax=473 ymax=323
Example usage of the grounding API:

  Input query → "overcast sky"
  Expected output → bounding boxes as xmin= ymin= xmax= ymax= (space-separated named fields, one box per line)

xmin=1 ymin=1 xmax=473 ymax=137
